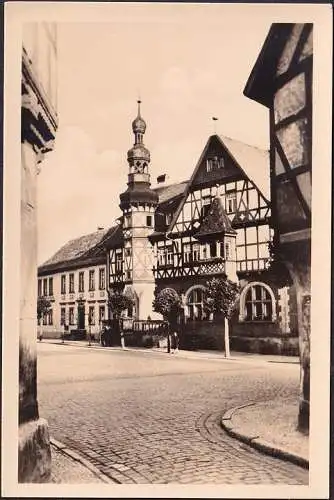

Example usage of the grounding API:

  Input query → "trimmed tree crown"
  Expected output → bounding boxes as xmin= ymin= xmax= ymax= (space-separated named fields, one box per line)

xmin=204 ymin=277 xmax=239 ymax=319
xmin=152 ymin=288 xmax=182 ymax=321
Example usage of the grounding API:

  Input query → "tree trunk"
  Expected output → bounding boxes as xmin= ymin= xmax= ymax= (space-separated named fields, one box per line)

xmin=224 ymin=317 xmax=230 ymax=358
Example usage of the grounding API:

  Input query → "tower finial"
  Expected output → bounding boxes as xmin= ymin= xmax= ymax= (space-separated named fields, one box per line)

xmin=137 ymin=99 xmax=141 ymax=117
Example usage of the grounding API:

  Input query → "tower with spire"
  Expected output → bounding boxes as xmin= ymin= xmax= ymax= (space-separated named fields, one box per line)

xmin=119 ymin=101 xmax=158 ymax=319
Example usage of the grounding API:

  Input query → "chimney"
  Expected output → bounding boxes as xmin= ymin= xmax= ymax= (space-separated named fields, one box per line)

xmin=157 ymin=174 xmax=169 ymax=184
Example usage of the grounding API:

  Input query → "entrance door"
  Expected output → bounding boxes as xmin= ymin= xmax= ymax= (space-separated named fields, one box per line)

xmin=77 ymin=305 xmax=85 ymax=330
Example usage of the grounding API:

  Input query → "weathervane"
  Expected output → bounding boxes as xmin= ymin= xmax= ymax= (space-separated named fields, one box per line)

xmin=212 ymin=116 xmax=218 ymax=134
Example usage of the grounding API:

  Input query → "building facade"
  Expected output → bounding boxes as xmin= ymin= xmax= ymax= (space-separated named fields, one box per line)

xmin=39 ymin=102 xmax=299 ymax=355
xmin=20 ymin=22 xmax=58 ymax=482
xmin=244 ymin=23 xmax=313 ymax=430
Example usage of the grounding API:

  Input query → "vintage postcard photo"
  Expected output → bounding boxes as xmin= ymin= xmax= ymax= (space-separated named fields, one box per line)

xmin=2 ymin=2 xmax=332 ymax=498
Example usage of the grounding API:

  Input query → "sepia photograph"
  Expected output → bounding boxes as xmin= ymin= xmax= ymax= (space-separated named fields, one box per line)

xmin=2 ymin=2 xmax=332 ymax=497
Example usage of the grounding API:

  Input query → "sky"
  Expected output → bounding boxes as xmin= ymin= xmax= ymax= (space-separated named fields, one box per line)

xmin=37 ymin=4 xmax=273 ymax=264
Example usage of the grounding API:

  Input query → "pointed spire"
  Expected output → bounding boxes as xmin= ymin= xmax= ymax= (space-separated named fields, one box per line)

xmin=137 ymin=99 xmax=141 ymax=117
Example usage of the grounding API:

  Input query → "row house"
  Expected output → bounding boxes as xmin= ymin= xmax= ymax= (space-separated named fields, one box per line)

xmin=37 ymin=227 xmax=117 ymax=338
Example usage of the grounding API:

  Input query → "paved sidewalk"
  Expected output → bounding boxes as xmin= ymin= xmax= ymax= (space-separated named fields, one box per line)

xmin=50 ymin=439 xmax=115 ymax=483
xmin=221 ymin=399 xmax=309 ymax=469
xmin=39 ymin=339 xmax=300 ymax=365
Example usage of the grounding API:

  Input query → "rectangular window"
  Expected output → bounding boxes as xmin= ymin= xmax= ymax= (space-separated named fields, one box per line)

xmin=38 ymin=279 xmax=42 ymax=297
xmin=206 ymin=159 xmax=213 ymax=172
xmin=219 ymin=242 xmax=225 ymax=258
xmin=192 ymin=243 xmax=200 ymax=261
xmin=43 ymin=312 xmax=47 ymax=326
xmin=201 ymin=196 xmax=212 ymax=219
xmin=183 ymin=243 xmax=192 ymax=263
xmin=225 ymin=241 xmax=230 ymax=260
xmin=125 ymin=248 xmax=131 ymax=257
xmin=226 ymin=191 xmax=237 ymax=214
xmin=99 ymin=268 xmax=105 ymax=290
xmin=43 ymin=278 xmax=48 ymax=296
xmin=69 ymin=307 xmax=74 ymax=325
xmin=146 ymin=215 xmax=152 ymax=227
xmin=48 ymin=309 xmax=53 ymax=325
xmin=115 ymin=253 xmax=122 ymax=273
xmin=48 ymin=277 xmax=53 ymax=296
xmin=126 ymin=270 xmax=131 ymax=280
xmin=99 ymin=305 xmax=105 ymax=324
xmin=88 ymin=306 xmax=95 ymax=325
xmin=79 ymin=272 xmax=84 ymax=292
xmin=89 ymin=270 xmax=95 ymax=291
xmin=60 ymin=307 xmax=66 ymax=326
xmin=61 ymin=275 xmax=66 ymax=294
xmin=209 ymin=242 xmax=217 ymax=258
xmin=69 ymin=273 xmax=75 ymax=293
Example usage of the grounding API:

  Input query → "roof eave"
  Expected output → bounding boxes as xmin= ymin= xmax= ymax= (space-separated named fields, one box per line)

xmin=243 ymin=23 xmax=294 ymax=107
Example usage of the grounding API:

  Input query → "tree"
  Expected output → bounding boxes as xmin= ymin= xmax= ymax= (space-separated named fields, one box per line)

xmin=152 ymin=288 xmax=182 ymax=353
xmin=37 ymin=296 xmax=51 ymax=340
xmin=107 ymin=288 xmax=134 ymax=348
xmin=204 ymin=277 xmax=239 ymax=358
xmin=152 ymin=288 xmax=182 ymax=323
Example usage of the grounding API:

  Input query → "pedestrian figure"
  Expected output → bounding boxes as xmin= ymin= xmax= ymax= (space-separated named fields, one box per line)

xmin=171 ymin=331 xmax=179 ymax=354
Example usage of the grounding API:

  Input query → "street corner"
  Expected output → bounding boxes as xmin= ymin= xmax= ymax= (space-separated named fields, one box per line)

xmin=220 ymin=401 xmax=309 ymax=470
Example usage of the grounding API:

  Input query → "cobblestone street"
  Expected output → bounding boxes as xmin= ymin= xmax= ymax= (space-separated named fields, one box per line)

xmin=37 ymin=343 xmax=308 ymax=485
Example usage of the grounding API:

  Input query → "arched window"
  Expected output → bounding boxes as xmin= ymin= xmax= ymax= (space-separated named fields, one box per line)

xmin=186 ymin=286 xmax=208 ymax=321
xmin=239 ymin=282 xmax=276 ymax=322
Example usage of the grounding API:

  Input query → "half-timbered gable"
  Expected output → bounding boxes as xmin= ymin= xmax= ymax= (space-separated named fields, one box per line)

xmin=159 ymin=135 xmax=272 ymax=278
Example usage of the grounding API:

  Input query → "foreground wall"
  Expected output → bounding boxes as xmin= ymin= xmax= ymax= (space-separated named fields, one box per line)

xmin=19 ymin=22 xmax=57 ymax=482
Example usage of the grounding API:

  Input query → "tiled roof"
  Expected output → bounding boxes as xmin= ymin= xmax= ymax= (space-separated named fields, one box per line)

xmin=40 ymin=226 xmax=118 ymax=269
xmin=219 ymin=135 xmax=269 ymax=200
xmin=195 ymin=196 xmax=236 ymax=239
xmin=153 ymin=181 xmax=188 ymax=204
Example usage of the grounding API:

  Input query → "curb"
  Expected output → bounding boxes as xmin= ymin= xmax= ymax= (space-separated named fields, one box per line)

xmin=221 ymin=404 xmax=309 ymax=470
xmin=50 ymin=438 xmax=117 ymax=484
xmin=40 ymin=341 xmax=299 ymax=365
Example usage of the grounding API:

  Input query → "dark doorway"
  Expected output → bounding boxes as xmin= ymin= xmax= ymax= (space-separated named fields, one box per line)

xmin=77 ymin=304 xmax=85 ymax=330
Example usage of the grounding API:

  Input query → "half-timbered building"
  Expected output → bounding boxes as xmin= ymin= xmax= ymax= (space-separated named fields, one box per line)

xmin=243 ymin=22 xmax=312 ymax=425
xmin=106 ymin=103 xmax=299 ymax=354
xmin=39 ymin=101 xmax=299 ymax=354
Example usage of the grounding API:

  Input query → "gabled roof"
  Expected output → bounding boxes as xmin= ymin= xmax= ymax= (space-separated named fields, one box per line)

xmin=167 ymin=134 xmax=269 ymax=234
xmin=219 ymin=135 xmax=269 ymax=199
xmin=243 ymin=23 xmax=296 ymax=107
xmin=38 ymin=225 xmax=120 ymax=274
xmin=153 ymin=181 xmax=187 ymax=205
xmin=195 ymin=196 xmax=236 ymax=240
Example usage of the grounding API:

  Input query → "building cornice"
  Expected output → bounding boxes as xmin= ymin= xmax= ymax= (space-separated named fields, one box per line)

xmin=21 ymin=48 xmax=58 ymax=155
